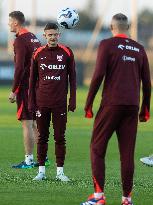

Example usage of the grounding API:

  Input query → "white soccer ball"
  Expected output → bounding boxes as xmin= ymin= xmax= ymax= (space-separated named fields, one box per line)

xmin=57 ymin=8 xmax=79 ymax=29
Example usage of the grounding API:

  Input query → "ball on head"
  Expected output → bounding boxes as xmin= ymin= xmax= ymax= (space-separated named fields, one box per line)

xmin=57 ymin=8 xmax=79 ymax=29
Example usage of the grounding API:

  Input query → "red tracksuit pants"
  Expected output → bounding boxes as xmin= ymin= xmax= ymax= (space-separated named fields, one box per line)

xmin=36 ymin=106 xmax=67 ymax=167
xmin=91 ymin=105 xmax=138 ymax=197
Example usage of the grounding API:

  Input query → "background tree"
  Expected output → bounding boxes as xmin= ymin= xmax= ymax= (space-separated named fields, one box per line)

xmin=138 ymin=9 xmax=153 ymax=47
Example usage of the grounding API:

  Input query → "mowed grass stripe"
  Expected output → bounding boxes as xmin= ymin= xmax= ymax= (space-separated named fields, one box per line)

xmin=0 ymin=86 xmax=153 ymax=205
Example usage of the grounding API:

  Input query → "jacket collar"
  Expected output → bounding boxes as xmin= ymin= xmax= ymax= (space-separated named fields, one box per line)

xmin=16 ymin=28 xmax=29 ymax=37
xmin=114 ymin=33 xmax=128 ymax=38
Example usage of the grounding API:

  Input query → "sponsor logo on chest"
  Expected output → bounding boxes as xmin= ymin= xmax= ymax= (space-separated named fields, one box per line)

xmin=44 ymin=75 xmax=60 ymax=81
xmin=40 ymin=63 xmax=65 ymax=70
xmin=57 ymin=55 xmax=63 ymax=61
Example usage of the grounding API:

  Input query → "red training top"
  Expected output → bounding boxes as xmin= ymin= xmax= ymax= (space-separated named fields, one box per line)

xmin=28 ymin=44 xmax=76 ymax=110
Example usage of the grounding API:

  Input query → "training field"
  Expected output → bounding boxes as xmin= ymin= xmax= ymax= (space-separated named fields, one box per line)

xmin=0 ymin=86 xmax=153 ymax=205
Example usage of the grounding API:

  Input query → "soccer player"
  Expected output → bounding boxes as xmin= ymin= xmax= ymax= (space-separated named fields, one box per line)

xmin=140 ymin=154 xmax=153 ymax=166
xmin=81 ymin=13 xmax=151 ymax=205
xmin=8 ymin=11 xmax=50 ymax=168
xmin=28 ymin=22 xmax=76 ymax=181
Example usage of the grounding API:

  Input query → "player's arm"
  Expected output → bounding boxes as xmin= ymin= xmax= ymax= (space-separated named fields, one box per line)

xmin=84 ymin=41 xmax=108 ymax=118
xmin=28 ymin=55 xmax=38 ymax=112
xmin=9 ymin=38 xmax=26 ymax=103
xmin=139 ymin=49 xmax=151 ymax=122
xmin=12 ymin=38 xmax=26 ymax=94
xmin=68 ymin=49 xmax=76 ymax=112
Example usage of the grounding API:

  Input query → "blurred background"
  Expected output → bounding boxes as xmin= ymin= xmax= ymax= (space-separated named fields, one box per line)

xmin=0 ymin=0 xmax=153 ymax=86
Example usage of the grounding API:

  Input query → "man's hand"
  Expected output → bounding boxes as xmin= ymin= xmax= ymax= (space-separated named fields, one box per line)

xmin=68 ymin=104 xmax=76 ymax=112
xmin=85 ymin=107 xmax=93 ymax=118
xmin=9 ymin=92 xmax=16 ymax=103
xmin=139 ymin=115 xmax=150 ymax=122
xmin=139 ymin=106 xmax=150 ymax=122
xmin=68 ymin=97 xmax=76 ymax=112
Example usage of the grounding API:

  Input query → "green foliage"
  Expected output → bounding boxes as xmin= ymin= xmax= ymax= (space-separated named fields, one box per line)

xmin=77 ymin=11 xmax=98 ymax=30
xmin=138 ymin=9 xmax=153 ymax=25
xmin=138 ymin=9 xmax=153 ymax=47
xmin=0 ymin=87 xmax=153 ymax=205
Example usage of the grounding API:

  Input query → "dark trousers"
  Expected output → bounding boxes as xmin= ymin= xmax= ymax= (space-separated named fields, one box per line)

xmin=36 ymin=106 xmax=67 ymax=167
xmin=91 ymin=105 xmax=138 ymax=196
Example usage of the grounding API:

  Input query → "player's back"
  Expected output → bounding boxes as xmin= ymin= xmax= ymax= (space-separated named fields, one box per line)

xmin=14 ymin=30 xmax=41 ymax=89
xmin=100 ymin=36 xmax=149 ymax=107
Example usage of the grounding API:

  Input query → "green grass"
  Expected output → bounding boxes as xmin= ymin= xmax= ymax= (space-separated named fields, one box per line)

xmin=0 ymin=86 xmax=153 ymax=205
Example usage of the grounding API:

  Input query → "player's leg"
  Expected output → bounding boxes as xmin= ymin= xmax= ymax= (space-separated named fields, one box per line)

xmin=12 ymin=120 xmax=35 ymax=168
xmin=91 ymin=106 xmax=121 ymax=193
xmin=32 ymin=120 xmax=50 ymax=167
xmin=116 ymin=106 xmax=138 ymax=205
xmin=33 ymin=107 xmax=51 ymax=180
xmin=52 ymin=106 xmax=69 ymax=182
xmin=81 ymin=106 xmax=122 ymax=205
xmin=22 ymin=119 xmax=35 ymax=163
xmin=12 ymin=89 xmax=35 ymax=169
xmin=32 ymin=120 xmax=39 ymax=144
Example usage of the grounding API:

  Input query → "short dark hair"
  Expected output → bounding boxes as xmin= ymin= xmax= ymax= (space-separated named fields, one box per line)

xmin=44 ymin=22 xmax=59 ymax=31
xmin=9 ymin=11 xmax=25 ymax=25
xmin=112 ymin=13 xmax=129 ymax=30
xmin=112 ymin=13 xmax=128 ymax=22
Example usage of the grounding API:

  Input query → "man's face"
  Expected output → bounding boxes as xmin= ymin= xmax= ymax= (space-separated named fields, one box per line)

xmin=8 ymin=17 xmax=18 ymax=33
xmin=44 ymin=29 xmax=60 ymax=47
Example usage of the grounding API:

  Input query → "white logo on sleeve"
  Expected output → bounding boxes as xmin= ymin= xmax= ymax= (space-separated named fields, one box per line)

xmin=31 ymin=38 xmax=39 ymax=43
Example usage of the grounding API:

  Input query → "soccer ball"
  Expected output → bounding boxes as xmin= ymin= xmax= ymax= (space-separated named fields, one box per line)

xmin=57 ymin=8 xmax=79 ymax=29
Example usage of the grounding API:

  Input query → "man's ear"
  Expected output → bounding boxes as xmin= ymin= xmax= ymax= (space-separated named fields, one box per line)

xmin=110 ymin=24 xmax=113 ymax=31
xmin=43 ymin=33 xmax=46 ymax=39
xmin=14 ymin=19 xmax=18 ymax=26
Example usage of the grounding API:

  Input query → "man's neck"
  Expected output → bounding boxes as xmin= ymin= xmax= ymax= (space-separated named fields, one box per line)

xmin=15 ymin=26 xmax=24 ymax=35
xmin=112 ymin=30 xmax=128 ymax=37
xmin=47 ymin=43 xmax=58 ymax=48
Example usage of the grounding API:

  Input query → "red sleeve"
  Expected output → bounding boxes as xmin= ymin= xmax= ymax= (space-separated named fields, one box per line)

xmin=68 ymin=49 xmax=76 ymax=110
xmin=28 ymin=55 xmax=38 ymax=112
xmin=139 ymin=49 xmax=151 ymax=121
xmin=12 ymin=38 xmax=26 ymax=93
xmin=85 ymin=41 xmax=108 ymax=111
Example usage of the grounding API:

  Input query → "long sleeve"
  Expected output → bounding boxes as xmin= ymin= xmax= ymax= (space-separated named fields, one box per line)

xmin=139 ymin=49 xmax=151 ymax=120
xmin=12 ymin=38 xmax=26 ymax=93
xmin=85 ymin=41 xmax=108 ymax=111
xmin=28 ymin=57 xmax=38 ymax=112
xmin=68 ymin=50 xmax=76 ymax=110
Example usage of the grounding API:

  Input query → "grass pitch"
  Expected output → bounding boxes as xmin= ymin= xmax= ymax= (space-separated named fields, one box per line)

xmin=0 ymin=86 xmax=153 ymax=205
